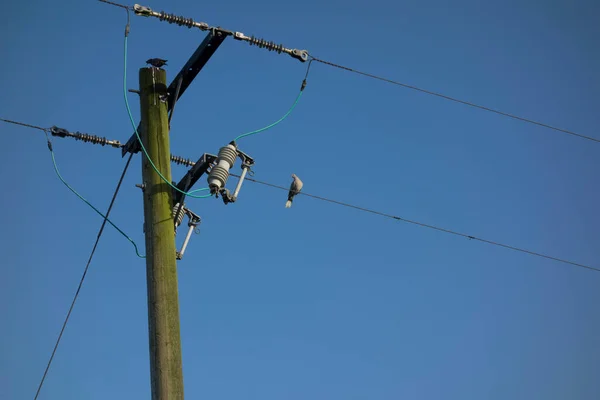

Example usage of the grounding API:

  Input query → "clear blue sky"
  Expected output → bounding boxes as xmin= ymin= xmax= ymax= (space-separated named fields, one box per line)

xmin=2 ymin=0 xmax=599 ymax=398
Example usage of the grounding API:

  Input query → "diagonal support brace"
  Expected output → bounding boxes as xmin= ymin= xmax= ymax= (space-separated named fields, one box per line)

xmin=122 ymin=31 xmax=227 ymax=156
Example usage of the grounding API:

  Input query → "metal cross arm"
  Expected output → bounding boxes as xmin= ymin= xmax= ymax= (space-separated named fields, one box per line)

xmin=173 ymin=153 xmax=217 ymax=205
xmin=166 ymin=30 xmax=227 ymax=115
xmin=121 ymin=31 xmax=227 ymax=156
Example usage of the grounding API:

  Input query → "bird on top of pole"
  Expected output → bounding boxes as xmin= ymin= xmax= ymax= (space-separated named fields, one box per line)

xmin=285 ymin=174 xmax=303 ymax=208
xmin=146 ymin=58 xmax=168 ymax=68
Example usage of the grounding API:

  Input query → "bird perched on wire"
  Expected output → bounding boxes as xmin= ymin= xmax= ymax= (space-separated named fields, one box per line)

xmin=285 ymin=174 xmax=303 ymax=208
xmin=146 ymin=58 xmax=168 ymax=68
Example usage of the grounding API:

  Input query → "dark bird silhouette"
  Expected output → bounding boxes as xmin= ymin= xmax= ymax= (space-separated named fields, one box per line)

xmin=146 ymin=58 xmax=168 ymax=68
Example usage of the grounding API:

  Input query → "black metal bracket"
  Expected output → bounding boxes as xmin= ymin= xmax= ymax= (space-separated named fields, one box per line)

xmin=236 ymin=148 xmax=255 ymax=169
xmin=173 ymin=153 xmax=217 ymax=205
xmin=122 ymin=30 xmax=227 ymax=156
xmin=173 ymin=146 xmax=254 ymax=206
xmin=175 ymin=207 xmax=202 ymax=260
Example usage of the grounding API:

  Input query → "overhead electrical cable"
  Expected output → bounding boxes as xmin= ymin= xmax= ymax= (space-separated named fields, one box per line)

xmin=1 ymin=118 xmax=144 ymax=258
xmin=3 ymin=115 xmax=596 ymax=273
xmin=233 ymin=173 xmax=599 ymax=273
xmin=233 ymin=60 xmax=312 ymax=142
xmin=233 ymin=90 xmax=303 ymax=142
xmin=99 ymin=0 xmax=598 ymax=144
xmin=32 ymin=144 xmax=140 ymax=400
xmin=308 ymin=56 xmax=599 ymax=143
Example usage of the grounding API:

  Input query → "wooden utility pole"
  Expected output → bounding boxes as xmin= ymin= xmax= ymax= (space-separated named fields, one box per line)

xmin=139 ymin=66 xmax=184 ymax=399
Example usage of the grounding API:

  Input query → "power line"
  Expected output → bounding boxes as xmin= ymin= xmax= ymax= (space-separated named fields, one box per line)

xmin=3 ymin=117 xmax=595 ymax=272
xmin=97 ymin=1 xmax=599 ymax=144
xmin=234 ymin=174 xmax=599 ymax=273
xmin=29 ymin=5 xmax=137 ymax=395
xmin=233 ymin=60 xmax=312 ymax=142
xmin=100 ymin=0 xmax=309 ymax=63
xmin=1 ymin=118 xmax=194 ymax=169
xmin=1 ymin=118 xmax=144 ymax=257
xmin=233 ymin=77 xmax=307 ymax=142
xmin=33 ymin=152 xmax=135 ymax=400
xmin=309 ymin=56 xmax=599 ymax=144
xmin=45 ymin=137 xmax=144 ymax=258
xmin=1 ymin=118 xmax=47 ymax=132
xmin=3 ymin=116 xmax=594 ymax=272
xmin=98 ymin=0 xmax=131 ymax=10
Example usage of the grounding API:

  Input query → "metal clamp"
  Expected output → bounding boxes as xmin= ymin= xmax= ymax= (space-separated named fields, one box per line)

xmin=176 ymin=208 xmax=201 ymax=260
xmin=291 ymin=49 xmax=309 ymax=62
xmin=133 ymin=4 xmax=152 ymax=16
xmin=231 ymin=149 xmax=254 ymax=202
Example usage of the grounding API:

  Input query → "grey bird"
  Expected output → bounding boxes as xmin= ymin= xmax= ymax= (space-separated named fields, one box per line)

xmin=146 ymin=58 xmax=168 ymax=68
xmin=285 ymin=174 xmax=303 ymax=208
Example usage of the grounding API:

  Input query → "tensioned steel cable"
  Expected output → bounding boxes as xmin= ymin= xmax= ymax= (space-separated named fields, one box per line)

xmin=3 ymin=117 xmax=595 ymax=273
xmin=233 ymin=173 xmax=598 ymax=273
xmin=33 ymin=151 xmax=135 ymax=399
xmin=97 ymin=0 xmax=598 ymax=143
xmin=308 ymin=56 xmax=599 ymax=143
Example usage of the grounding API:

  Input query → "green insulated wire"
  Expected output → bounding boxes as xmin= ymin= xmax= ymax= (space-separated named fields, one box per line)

xmin=45 ymin=138 xmax=145 ymax=258
xmin=122 ymin=35 xmax=212 ymax=199
xmin=233 ymin=90 xmax=303 ymax=142
xmin=233 ymin=59 xmax=310 ymax=142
